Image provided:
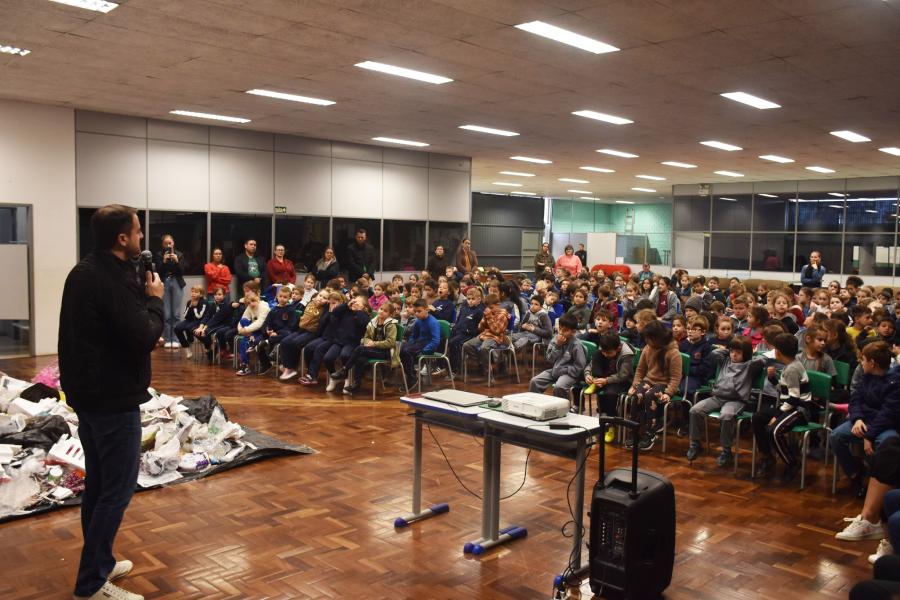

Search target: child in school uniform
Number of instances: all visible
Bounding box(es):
[429,280,457,323]
[174,285,208,359]
[511,295,553,351]
[448,287,484,374]
[680,315,713,399]
[255,286,300,375]
[278,291,334,381]
[196,286,230,358]
[710,316,734,351]
[529,314,587,399]
[234,293,271,376]
[463,293,510,377]
[566,290,592,331]
[687,336,766,466]
[583,332,635,443]
[336,302,399,394]
[752,333,816,483]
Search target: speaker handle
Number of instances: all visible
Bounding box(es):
[598,416,639,488]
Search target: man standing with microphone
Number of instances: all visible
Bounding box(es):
[59,204,164,600]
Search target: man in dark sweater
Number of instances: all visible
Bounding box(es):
[59,204,164,600]
[234,238,265,291]
[346,228,377,282]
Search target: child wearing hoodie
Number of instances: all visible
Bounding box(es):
[511,295,553,351]
[686,336,766,466]
[583,332,635,442]
[529,314,587,399]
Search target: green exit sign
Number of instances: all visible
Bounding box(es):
[274,206,287,214]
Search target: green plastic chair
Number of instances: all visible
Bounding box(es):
[366,324,407,400]
[792,370,832,490]
[621,351,689,453]
[417,319,454,391]
[570,340,598,414]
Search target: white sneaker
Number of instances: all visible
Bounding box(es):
[279,369,297,381]
[869,539,894,564]
[835,515,885,540]
[166,341,178,349]
[183,348,193,359]
[326,377,339,392]
[74,580,144,600]
[109,560,132,581]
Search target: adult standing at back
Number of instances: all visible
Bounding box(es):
[203,247,231,299]
[426,244,450,280]
[455,237,479,275]
[267,244,296,285]
[555,244,583,277]
[234,238,264,290]
[533,242,553,280]
[800,250,826,288]
[346,228,376,281]
[155,234,186,348]
[59,204,164,600]
[575,243,588,268]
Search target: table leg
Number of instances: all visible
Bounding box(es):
[394,417,449,527]
[572,438,587,570]
[470,435,527,555]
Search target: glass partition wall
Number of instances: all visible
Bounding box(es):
[673,176,900,283]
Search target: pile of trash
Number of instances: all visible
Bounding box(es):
[0,373,254,519]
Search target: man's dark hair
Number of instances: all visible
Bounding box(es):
[91,204,137,251]
[558,314,578,331]
[598,331,622,352]
[773,332,799,357]
[356,228,367,236]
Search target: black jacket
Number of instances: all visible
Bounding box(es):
[334,306,371,345]
[426,253,450,280]
[346,242,377,281]
[203,300,232,329]
[154,248,186,288]
[59,251,164,413]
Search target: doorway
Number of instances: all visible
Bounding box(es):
[0,205,32,357]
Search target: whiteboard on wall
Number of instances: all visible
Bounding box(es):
[0,245,29,320]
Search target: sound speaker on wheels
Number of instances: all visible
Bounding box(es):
[589,416,675,599]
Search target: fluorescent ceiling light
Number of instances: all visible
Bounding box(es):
[718,197,738,202]
[355,60,452,84]
[616,200,635,204]
[806,166,836,173]
[493,181,522,187]
[170,110,250,124]
[246,89,335,106]
[757,193,778,198]
[830,130,871,143]
[0,44,31,56]
[636,175,666,181]
[499,171,534,177]
[559,177,589,183]
[828,192,846,197]
[597,148,638,158]
[879,147,900,156]
[661,161,697,169]
[700,140,743,151]
[759,154,794,163]
[721,91,781,110]
[49,0,117,12]
[714,170,744,178]
[567,189,591,194]
[572,110,633,125]
[580,166,615,173]
[579,196,599,200]
[865,209,878,213]
[372,136,429,147]
[459,124,519,137]
[511,155,552,164]
[631,187,656,193]
[828,205,844,209]
[511,191,537,196]
[514,21,619,54]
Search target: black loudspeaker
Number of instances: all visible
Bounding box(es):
[589,417,675,599]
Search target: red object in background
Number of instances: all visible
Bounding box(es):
[591,264,632,278]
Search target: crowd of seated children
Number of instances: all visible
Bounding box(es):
[277,291,331,381]
[301,295,370,389]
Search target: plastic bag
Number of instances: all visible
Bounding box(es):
[181,395,227,423]
[140,435,180,476]
[0,415,70,451]
[0,450,45,518]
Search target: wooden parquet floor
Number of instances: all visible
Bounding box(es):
[0,351,873,599]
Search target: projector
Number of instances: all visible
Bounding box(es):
[501,392,570,421]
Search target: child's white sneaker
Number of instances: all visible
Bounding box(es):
[279,369,297,381]
[836,515,884,540]
[869,539,894,564]
[325,377,339,392]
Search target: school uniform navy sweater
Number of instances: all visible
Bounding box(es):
[263,304,300,337]
[452,304,484,339]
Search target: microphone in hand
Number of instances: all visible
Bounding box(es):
[140,250,155,273]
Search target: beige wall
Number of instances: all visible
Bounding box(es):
[0,100,77,355]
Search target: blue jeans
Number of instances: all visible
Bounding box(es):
[74,409,141,597]
[163,277,183,342]
[831,420,899,479]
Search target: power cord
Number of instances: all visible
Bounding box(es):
[426,424,532,501]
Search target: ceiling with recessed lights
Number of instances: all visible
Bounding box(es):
[2,0,900,201]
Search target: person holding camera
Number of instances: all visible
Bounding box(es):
[154,234,186,348]
[59,204,164,600]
